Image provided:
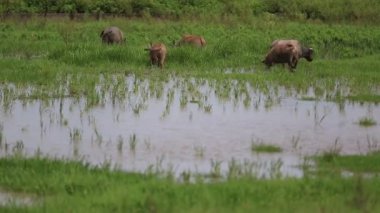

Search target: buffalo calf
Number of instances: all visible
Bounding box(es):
[145,43,167,69]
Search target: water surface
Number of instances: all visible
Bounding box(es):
[1,76,379,178]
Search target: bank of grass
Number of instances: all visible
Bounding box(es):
[0,17,380,103]
[315,151,380,173]
[2,156,380,212]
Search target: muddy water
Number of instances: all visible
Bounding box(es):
[0,76,379,178]
[0,190,34,206]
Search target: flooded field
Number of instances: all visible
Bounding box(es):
[0,75,379,178]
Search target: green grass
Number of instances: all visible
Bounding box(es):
[251,144,283,153]
[358,117,377,127]
[2,156,380,212]
[300,96,318,101]
[315,152,380,173]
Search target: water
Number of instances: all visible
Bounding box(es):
[0,76,379,178]
[0,190,35,206]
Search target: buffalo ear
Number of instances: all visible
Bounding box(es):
[100,30,104,37]
[309,48,314,53]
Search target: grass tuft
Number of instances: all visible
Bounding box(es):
[358,117,377,127]
[251,143,282,153]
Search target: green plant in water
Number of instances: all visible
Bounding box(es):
[269,159,283,179]
[0,127,3,148]
[144,139,152,151]
[210,159,222,179]
[129,134,138,153]
[203,104,212,113]
[366,135,380,154]
[251,141,282,153]
[358,117,377,127]
[179,95,188,109]
[193,145,205,159]
[227,158,244,179]
[291,134,301,151]
[320,137,342,163]
[70,128,82,143]
[12,140,24,156]
[180,170,192,183]
[117,135,124,154]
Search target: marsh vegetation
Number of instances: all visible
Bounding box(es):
[358,117,377,127]
[251,143,283,153]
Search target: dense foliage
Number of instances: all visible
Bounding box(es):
[1,0,380,23]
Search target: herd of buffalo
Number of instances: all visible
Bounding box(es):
[100,26,314,71]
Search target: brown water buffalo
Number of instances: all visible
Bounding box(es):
[175,35,206,47]
[100,26,125,44]
[144,43,167,69]
[262,39,313,71]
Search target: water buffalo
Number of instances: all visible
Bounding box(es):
[262,39,313,71]
[175,35,206,47]
[100,26,125,44]
[144,43,167,69]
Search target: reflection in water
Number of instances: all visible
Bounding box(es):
[0,75,379,178]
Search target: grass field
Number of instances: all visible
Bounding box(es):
[0,17,379,104]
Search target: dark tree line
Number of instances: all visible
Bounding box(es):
[1,0,379,22]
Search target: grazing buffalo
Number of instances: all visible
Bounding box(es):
[262,39,313,71]
[100,26,125,44]
[145,43,167,69]
[175,35,206,47]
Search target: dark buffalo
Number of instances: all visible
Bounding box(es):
[100,26,125,44]
[263,39,313,71]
